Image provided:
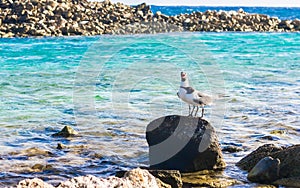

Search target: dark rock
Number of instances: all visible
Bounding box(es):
[149,170,182,188]
[272,145,300,178]
[237,144,300,186]
[236,144,283,171]
[52,125,78,137]
[273,177,300,187]
[56,143,66,149]
[247,156,280,183]
[146,115,225,172]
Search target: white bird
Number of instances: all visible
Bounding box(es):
[177,72,212,118]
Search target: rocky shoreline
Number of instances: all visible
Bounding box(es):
[16,120,300,188]
[0,0,300,38]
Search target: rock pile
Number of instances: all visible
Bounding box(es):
[237,144,300,187]
[0,0,300,37]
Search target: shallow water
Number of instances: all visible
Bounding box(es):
[0,33,299,186]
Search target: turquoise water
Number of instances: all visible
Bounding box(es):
[0,33,299,186]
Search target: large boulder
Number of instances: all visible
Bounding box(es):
[146,115,225,172]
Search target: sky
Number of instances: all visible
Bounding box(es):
[110,0,300,7]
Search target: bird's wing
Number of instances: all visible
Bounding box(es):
[196,91,213,105]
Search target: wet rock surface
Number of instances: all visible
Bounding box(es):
[148,170,182,188]
[222,145,243,153]
[181,170,240,187]
[52,125,78,137]
[247,156,280,183]
[146,115,225,172]
[237,144,300,186]
[0,0,300,38]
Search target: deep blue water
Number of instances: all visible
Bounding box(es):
[151,6,300,20]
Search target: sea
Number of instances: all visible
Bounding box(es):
[0,6,299,187]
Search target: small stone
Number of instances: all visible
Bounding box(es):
[222,145,243,153]
[270,130,286,135]
[247,156,280,183]
[52,126,78,137]
[32,164,44,171]
[184,18,191,23]
[156,11,162,16]
[57,143,66,149]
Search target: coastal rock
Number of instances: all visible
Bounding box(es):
[236,144,283,171]
[146,115,225,172]
[123,168,164,188]
[116,169,180,188]
[272,144,300,178]
[18,168,171,188]
[273,177,300,187]
[52,125,78,137]
[149,170,182,188]
[237,144,300,186]
[247,156,280,183]
[57,168,163,188]
[181,170,240,187]
[17,178,54,188]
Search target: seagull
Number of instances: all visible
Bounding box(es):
[177,72,212,118]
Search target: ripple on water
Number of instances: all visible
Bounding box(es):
[0,33,299,186]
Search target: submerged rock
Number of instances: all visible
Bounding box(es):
[247,156,280,183]
[146,115,225,172]
[52,126,78,137]
[10,147,53,157]
[222,145,243,153]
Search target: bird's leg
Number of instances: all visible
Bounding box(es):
[190,106,195,116]
[200,105,204,118]
[188,105,191,116]
[194,106,199,117]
